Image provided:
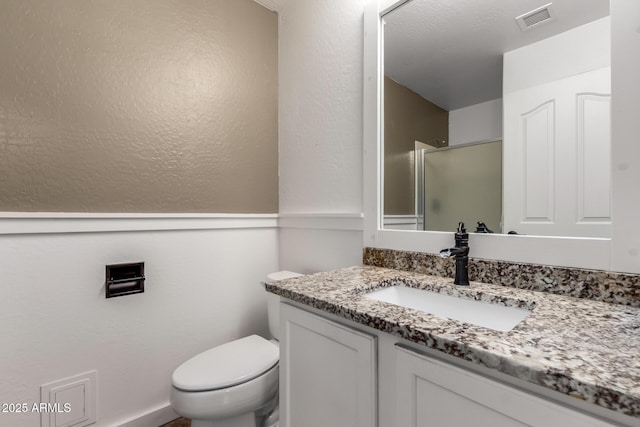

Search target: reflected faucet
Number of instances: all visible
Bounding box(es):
[439,222,470,286]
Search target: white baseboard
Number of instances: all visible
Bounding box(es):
[117,403,179,427]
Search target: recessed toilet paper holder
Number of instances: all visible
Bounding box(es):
[106,262,145,298]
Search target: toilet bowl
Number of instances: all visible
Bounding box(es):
[170,271,303,427]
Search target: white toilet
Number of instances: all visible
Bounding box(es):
[170,271,303,427]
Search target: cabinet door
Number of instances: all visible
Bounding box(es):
[280,303,376,427]
[395,345,615,427]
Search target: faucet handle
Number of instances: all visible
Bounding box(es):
[457,222,466,234]
[475,221,494,233]
[439,248,453,259]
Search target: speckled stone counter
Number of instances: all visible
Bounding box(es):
[265,266,640,420]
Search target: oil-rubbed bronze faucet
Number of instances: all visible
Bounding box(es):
[439,222,470,286]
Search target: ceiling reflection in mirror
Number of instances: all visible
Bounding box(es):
[382,0,611,238]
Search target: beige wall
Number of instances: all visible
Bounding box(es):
[384,77,448,215]
[0,0,278,213]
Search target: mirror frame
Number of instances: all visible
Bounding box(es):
[363,0,640,273]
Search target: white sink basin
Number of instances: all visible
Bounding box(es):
[364,286,530,332]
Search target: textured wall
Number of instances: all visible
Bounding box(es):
[384,77,448,215]
[0,0,278,213]
[278,0,365,214]
[276,0,366,276]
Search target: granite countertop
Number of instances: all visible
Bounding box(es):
[265,266,640,420]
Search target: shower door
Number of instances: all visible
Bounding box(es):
[418,141,502,233]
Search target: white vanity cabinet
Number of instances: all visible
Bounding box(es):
[279,303,377,427]
[395,345,615,427]
[279,302,627,427]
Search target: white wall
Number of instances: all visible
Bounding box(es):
[448,98,502,146]
[277,0,366,272]
[278,0,364,214]
[504,17,610,94]
[0,219,278,427]
[279,228,363,272]
[611,0,640,273]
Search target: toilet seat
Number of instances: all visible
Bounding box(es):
[172,335,279,392]
[170,362,279,421]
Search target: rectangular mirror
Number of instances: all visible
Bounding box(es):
[381,0,611,238]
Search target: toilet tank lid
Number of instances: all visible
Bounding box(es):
[172,335,278,392]
[267,271,303,281]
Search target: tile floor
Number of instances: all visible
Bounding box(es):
[160,417,190,427]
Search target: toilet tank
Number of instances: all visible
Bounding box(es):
[264,271,303,341]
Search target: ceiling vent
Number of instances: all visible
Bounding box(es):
[516,3,555,32]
